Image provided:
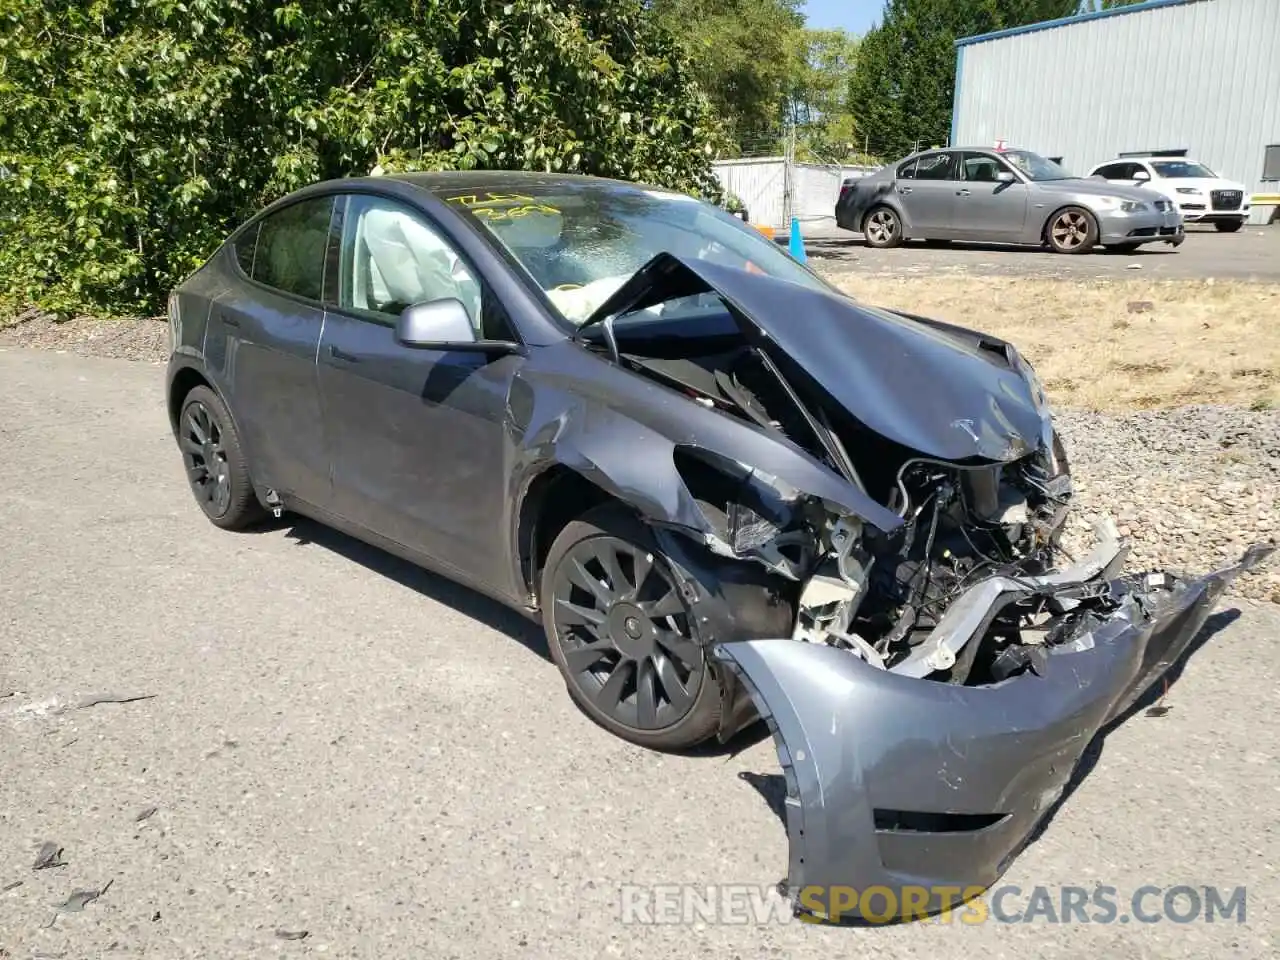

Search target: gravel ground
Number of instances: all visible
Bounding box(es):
[1056,407,1280,603]
[1,348,1277,959]
[3,312,1274,603]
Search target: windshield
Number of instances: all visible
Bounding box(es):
[1151,160,1217,179]
[1000,150,1074,181]
[440,184,831,326]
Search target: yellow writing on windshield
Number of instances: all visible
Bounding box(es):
[446,193,561,222]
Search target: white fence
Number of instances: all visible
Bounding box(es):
[711,157,881,230]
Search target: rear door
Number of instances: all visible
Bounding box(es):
[315,192,523,589]
[898,151,960,237]
[214,195,334,509]
[956,151,1030,240]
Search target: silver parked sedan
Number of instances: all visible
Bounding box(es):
[836,147,1185,254]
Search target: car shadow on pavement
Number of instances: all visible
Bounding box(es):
[736,607,1242,843]
[271,514,551,661]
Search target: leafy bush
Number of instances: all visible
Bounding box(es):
[0,0,726,317]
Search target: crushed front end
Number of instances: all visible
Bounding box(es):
[714,537,1274,922]
[568,255,1275,919]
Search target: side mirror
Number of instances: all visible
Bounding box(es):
[996,170,1016,183]
[395,298,478,349]
[1133,170,1151,183]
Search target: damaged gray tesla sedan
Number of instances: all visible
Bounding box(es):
[166,172,1272,920]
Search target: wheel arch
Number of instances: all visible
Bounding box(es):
[517,464,619,602]
[167,363,214,435]
[514,442,813,608]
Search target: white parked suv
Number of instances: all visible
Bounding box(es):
[1087,155,1251,232]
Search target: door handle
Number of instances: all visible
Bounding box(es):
[956,189,971,197]
[328,345,361,363]
[221,315,241,327]
[898,186,912,195]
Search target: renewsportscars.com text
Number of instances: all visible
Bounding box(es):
[619,883,1247,926]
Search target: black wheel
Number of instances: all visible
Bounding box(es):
[541,505,722,750]
[178,385,265,530]
[863,205,904,248]
[1045,206,1098,254]
[1214,220,1244,233]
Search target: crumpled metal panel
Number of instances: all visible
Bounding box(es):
[580,253,1053,463]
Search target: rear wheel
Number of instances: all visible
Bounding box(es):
[1045,206,1098,254]
[178,386,265,530]
[540,505,722,751]
[1215,220,1244,233]
[863,206,904,248]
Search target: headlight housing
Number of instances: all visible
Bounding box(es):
[1119,200,1148,213]
[1176,187,1202,195]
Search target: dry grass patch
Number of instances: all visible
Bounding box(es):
[828,275,1280,412]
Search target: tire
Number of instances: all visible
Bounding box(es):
[863,205,904,248]
[1044,206,1099,254]
[177,385,266,530]
[540,504,724,751]
[1215,220,1244,233]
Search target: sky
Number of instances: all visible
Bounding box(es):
[801,0,884,34]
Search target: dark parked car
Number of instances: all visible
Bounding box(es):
[836,147,1185,253]
[166,172,1269,920]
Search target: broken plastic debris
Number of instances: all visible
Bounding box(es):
[57,879,112,912]
[275,929,310,940]
[135,805,159,823]
[32,842,65,871]
[76,692,156,709]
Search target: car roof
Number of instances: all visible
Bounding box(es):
[385,170,669,196]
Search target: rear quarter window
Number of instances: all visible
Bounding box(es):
[233,224,258,276]
[250,197,334,301]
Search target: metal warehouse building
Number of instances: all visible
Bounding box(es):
[950,0,1280,224]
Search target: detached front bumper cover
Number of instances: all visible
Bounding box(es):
[713,541,1274,922]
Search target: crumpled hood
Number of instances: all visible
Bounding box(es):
[581,253,1053,463]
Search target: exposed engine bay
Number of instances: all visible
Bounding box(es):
[578,286,1095,687]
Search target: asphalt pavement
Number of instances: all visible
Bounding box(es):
[799,220,1280,282]
[2,348,1277,958]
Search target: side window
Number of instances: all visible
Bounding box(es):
[233,223,259,275]
[897,158,917,180]
[252,196,334,301]
[960,152,1002,182]
[1093,163,1122,179]
[914,152,958,181]
[339,194,485,333]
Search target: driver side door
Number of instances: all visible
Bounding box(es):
[315,193,524,590]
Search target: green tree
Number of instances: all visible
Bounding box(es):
[0,0,727,318]
[786,28,860,161]
[649,0,804,152]
[847,0,1081,161]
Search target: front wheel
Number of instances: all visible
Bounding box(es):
[863,206,904,248]
[540,505,723,751]
[1215,220,1244,233]
[1045,206,1099,254]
